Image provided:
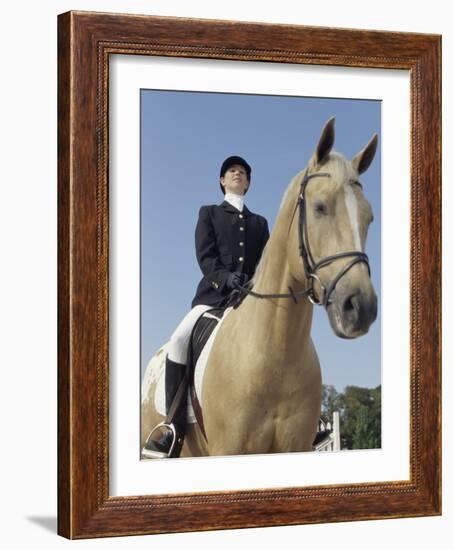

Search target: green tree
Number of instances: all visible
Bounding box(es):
[353,405,371,448]
[341,385,381,449]
[321,384,340,420]
[321,384,381,450]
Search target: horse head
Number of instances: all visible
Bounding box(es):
[286,117,378,338]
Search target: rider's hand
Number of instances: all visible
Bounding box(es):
[227,271,243,290]
[239,273,249,287]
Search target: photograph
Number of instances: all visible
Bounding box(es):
[0,0,445,545]
[139,90,381,460]
[55,10,441,538]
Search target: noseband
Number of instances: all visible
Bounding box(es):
[237,170,370,308]
[294,170,370,307]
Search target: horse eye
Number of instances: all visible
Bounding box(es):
[314,201,328,216]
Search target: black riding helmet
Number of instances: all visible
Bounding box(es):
[219,155,252,195]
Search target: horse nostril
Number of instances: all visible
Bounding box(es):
[341,292,377,333]
[343,295,357,313]
[341,294,361,327]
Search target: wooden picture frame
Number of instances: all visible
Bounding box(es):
[58,11,441,539]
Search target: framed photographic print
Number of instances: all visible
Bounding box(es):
[58,11,441,538]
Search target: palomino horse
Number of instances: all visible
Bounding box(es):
[141,117,378,457]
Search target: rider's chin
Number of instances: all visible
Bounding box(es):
[327,289,377,339]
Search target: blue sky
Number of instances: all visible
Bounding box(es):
[140,89,381,392]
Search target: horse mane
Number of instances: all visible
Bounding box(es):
[250,170,304,285]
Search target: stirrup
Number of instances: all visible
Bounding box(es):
[142,421,177,459]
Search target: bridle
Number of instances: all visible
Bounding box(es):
[237,170,370,308]
[293,170,370,307]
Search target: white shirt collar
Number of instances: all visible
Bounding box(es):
[224,192,245,212]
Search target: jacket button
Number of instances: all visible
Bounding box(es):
[239,242,244,246]
[239,214,243,219]
[239,226,244,231]
[239,257,244,262]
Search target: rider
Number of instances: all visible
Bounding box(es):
[144,155,270,458]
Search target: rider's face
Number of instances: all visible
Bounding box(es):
[221,164,249,195]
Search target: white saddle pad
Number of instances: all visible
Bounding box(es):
[149,307,232,423]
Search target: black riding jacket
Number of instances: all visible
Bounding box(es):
[191,201,269,308]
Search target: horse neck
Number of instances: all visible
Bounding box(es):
[245,175,314,345]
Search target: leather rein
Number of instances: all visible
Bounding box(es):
[237,170,370,308]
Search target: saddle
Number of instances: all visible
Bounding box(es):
[187,307,226,438]
[185,288,249,439]
[190,308,225,365]
[188,287,248,370]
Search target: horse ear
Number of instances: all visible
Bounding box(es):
[314,117,335,165]
[352,133,378,175]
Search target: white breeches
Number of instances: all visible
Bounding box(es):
[167,304,212,364]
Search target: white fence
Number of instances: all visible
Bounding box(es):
[314,411,341,452]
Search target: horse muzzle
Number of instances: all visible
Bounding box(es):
[327,286,378,339]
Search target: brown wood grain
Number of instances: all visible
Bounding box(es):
[57,11,71,538]
[57,10,441,539]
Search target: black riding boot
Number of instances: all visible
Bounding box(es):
[142,356,188,459]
